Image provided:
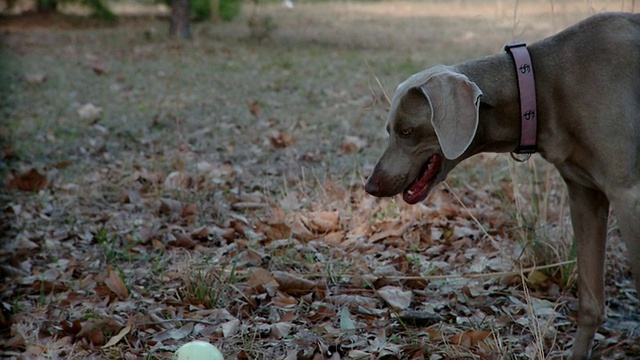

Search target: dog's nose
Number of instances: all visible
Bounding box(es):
[364,175,380,196]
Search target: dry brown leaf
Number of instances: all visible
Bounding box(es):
[4,327,25,349]
[377,285,412,310]
[248,100,262,117]
[248,267,277,288]
[208,162,237,184]
[273,271,316,295]
[221,319,241,338]
[340,135,367,153]
[449,330,491,347]
[158,198,183,215]
[369,222,406,243]
[77,103,103,121]
[137,170,164,188]
[76,318,114,346]
[151,238,165,250]
[527,270,549,286]
[91,62,107,75]
[321,231,344,246]
[272,294,298,310]
[304,211,340,233]
[152,322,194,342]
[163,171,192,190]
[269,130,295,148]
[286,213,315,241]
[327,294,380,309]
[8,168,48,192]
[181,202,198,217]
[25,345,45,355]
[270,322,294,339]
[308,303,336,322]
[102,323,132,349]
[104,266,129,299]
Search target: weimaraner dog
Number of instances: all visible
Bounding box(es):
[365,12,639,359]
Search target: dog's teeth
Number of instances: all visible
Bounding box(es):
[407,190,414,195]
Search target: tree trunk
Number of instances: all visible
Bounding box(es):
[37,0,58,13]
[170,0,191,39]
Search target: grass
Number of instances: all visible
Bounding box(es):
[1,1,638,359]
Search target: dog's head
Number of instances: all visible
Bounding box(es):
[365,66,483,204]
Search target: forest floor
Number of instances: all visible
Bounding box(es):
[1,1,639,359]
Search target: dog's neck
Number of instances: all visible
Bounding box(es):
[456,53,540,157]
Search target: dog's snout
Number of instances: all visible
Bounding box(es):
[364,173,381,196]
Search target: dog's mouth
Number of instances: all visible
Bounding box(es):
[402,153,442,204]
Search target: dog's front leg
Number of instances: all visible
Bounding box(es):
[564,179,609,359]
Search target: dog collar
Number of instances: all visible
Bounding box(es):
[505,42,537,158]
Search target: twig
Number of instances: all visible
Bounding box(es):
[138,318,219,326]
[364,59,391,106]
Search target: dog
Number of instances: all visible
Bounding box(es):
[364,12,640,359]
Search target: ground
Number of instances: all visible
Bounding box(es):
[1,1,639,359]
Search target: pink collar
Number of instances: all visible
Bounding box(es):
[505,42,537,155]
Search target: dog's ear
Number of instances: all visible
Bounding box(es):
[418,71,482,160]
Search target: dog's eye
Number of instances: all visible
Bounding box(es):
[399,128,414,138]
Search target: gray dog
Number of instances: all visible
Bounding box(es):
[365,12,640,359]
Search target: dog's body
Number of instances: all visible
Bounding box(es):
[365,12,640,359]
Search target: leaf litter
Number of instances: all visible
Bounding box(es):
[1,2,639,360]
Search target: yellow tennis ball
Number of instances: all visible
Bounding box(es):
[174,340,224,360]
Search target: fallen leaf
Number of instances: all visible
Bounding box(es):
[340,135,367,153]
[303,211,340,233]
[7,168,48,192]
[78,103,103,121]
[163,171,192,190]
[221,319,241,338]
[60,320,82,336]
[248,100,262,117]
[270,322,294,339]
[327,294,380,309]
[104,266,129,299]
[158,198,183,215]
[377,286,412,310]
[102,323,132,348]
[272,294,298,310]
[152,322,194,342]
[285,213,315,241]
[207,162,238,185]
[181,203,198,217]
[76,318,122,346]
[339,307,356,331]
[25,345,45,355]
[369,222,406,243]
[449,330,491,347]
[24,72,46,84]
[527,270,549,286]
[273,271,316,295]
[321,231,344,246]
[248,267,277,288]
[269,130,295,148]
[91,62,107,75]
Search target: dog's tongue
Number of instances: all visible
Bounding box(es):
[402,154,442,204]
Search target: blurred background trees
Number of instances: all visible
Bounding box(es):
[0,0,245,23]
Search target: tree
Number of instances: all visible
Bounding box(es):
[34,0,116,21]
[170,0,191,39]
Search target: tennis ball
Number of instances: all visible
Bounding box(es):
[174,340,224,360]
